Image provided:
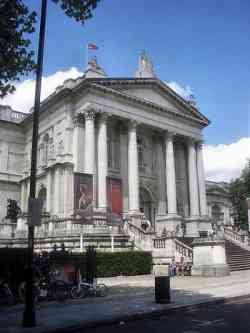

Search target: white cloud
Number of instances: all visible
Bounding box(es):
[1,67,83,113]
[204,137,250,182]
[167,81,193,100]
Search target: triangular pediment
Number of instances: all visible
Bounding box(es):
[89,78,209,125]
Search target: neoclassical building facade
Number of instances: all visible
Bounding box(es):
[0,53,216,245]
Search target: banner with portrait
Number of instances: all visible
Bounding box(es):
[74,173,93,224]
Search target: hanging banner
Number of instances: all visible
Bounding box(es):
[74,173,93,224]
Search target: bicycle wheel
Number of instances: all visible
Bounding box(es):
[70,286,86,299]
[51,280,68,301]
[95,284,108,297]
[18,281,40,303]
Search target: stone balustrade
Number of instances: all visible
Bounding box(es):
[175,239,193,261]
[223,226,250,250]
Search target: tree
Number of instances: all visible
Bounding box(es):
[0,0,100,98]
[229,159,250,230]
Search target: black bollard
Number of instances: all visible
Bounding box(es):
[86,246,97,284]
[154,265,171,304]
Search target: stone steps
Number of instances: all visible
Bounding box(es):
[225,240,250,271]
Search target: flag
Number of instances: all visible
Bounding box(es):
[87,43,98,50]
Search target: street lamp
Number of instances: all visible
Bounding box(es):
[22,0,47,327]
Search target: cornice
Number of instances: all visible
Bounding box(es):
[88,82,208,126]
[17,76,210,128]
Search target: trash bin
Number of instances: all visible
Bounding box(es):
[154,265,170,304]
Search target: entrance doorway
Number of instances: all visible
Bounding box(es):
[139,186,155,228]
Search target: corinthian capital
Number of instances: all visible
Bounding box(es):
[79,103,97,120]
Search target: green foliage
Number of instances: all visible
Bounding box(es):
[52,0,100,23]
[229,159,250,230]
[0,249,152,288]
[96,251,152,277]
[0,0,100,98]
[0,0,36,98]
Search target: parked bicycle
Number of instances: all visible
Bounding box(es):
[70,279,108,299]
[0,277,16,305]
[18,257,68,303]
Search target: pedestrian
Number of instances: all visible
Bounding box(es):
[169,258,177,277]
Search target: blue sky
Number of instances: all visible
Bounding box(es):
[7,1,250,147]
[23,0,250,146]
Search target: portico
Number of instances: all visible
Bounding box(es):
[0,51,212,246]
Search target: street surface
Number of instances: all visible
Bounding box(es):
[79,296,250,333]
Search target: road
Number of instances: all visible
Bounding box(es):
[78,296,250,333]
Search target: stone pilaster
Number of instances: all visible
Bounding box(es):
[97,112,108,209]
[156,135,166,215]
[46,170,52,213]
[84,109,96,174]
[187,139,200,217]
[20,181,26,213]
[128,120,139,212]
[197,141,207,216]
[53,167,60,215]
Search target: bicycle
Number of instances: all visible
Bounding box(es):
[0,278,16,305]
[18,264,68,303]
[70,279,108,299]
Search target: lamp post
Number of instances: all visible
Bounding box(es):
[22,0,47,327]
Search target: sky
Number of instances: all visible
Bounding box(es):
[2,0,250,182]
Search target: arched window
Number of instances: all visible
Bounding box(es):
[107,126,120,170]
[43,133,49,166]
[211,204,224,225]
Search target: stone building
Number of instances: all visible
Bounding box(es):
[0,52,222,250]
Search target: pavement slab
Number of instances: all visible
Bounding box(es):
[1,270,250,333]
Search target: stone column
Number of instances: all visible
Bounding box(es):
[165,132,177,215]
[188,139,200,217]
[128,120,139,212]
[73,115,84,172]
[84,109,96,174]
[97,113,108,209]
[197,141,207,216]
[46,169,52,213]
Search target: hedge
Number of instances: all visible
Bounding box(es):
[96,251,152,277]
[0,248,152,287]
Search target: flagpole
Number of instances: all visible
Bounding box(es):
[85,43,88,71]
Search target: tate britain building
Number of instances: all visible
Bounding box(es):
[0,53,234,251]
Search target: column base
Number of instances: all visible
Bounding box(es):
[192,264,230,277]
[185,216,213,237]
[156,214,183,237]
[126,211,143,228]
[192,238,230,277]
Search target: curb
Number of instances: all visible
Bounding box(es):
[49,293,250,333]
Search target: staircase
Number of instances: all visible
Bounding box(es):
[225,240,250,271]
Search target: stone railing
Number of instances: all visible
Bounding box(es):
[175,239,193,261]
[123,221,154,251]
[153,237,166,249]
[223,226,250,250]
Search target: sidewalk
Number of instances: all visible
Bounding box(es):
[1,270,250,333]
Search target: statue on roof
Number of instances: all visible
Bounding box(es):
[85,56,107,78]
[135,50,156,78]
